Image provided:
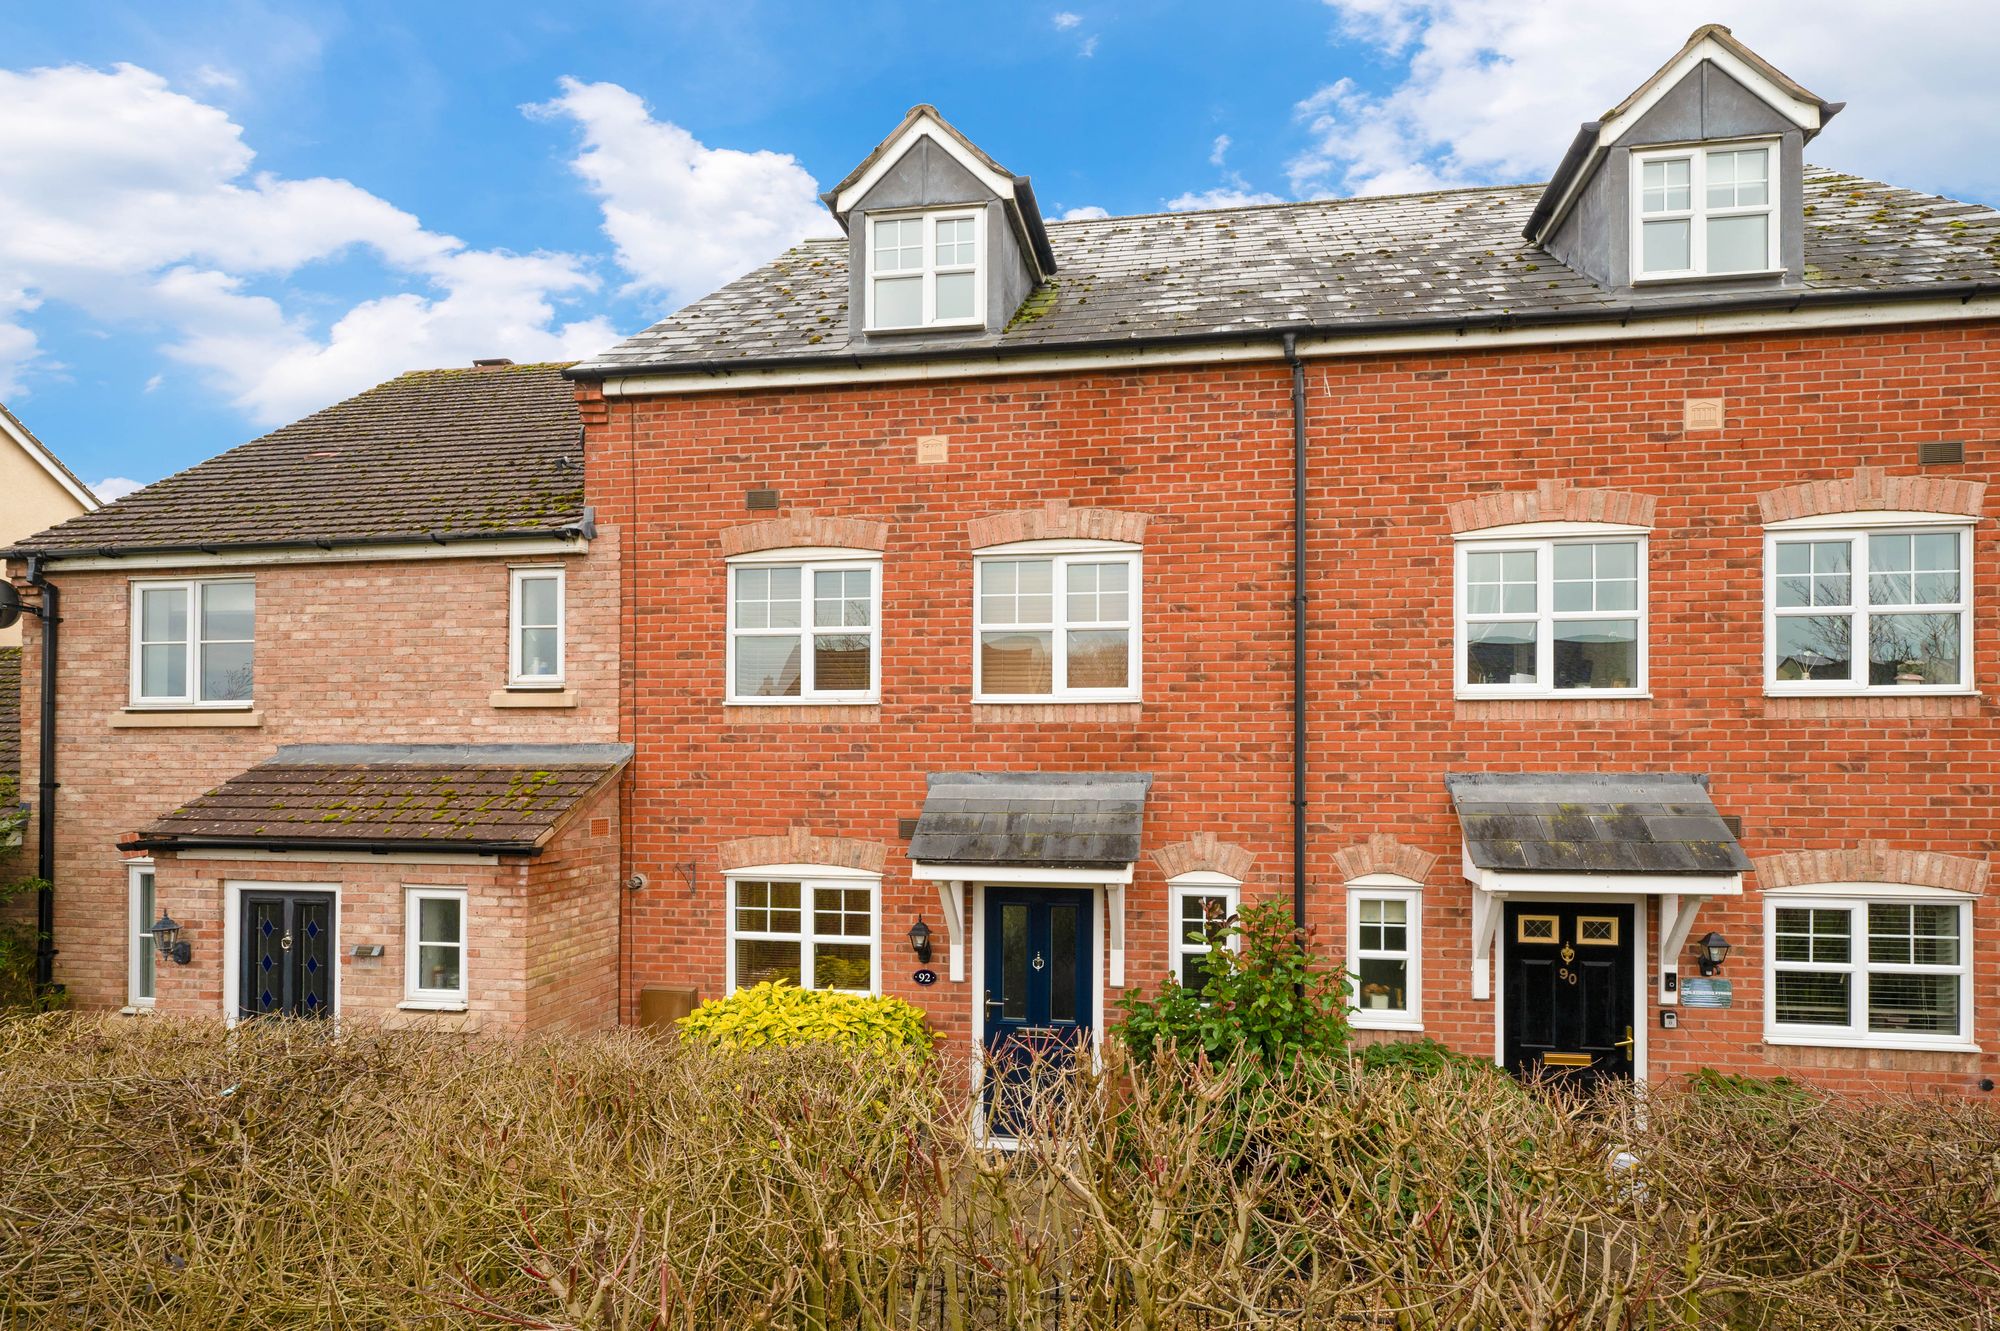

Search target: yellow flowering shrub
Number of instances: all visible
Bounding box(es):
[678,981,934,1055]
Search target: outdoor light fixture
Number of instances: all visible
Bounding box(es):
[1696,931,1731,977]
[907,917,933,964]
[151,910,192,966]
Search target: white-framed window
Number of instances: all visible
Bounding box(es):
[726,550,881,704]
[509,567,565,686]
[1765,888,1974,1050]
[1347,875,1422,1029]
[127,860,156,1010]
[1765,523,1972,694]
[1456,532,1647,696]
[404,887,469,1006]
[1168,872,1241,989]
[864,209,984,331]
[726,869,880,994]
[974,542,1141,702]
[1632,140,1778,279]
[129,578,254,706]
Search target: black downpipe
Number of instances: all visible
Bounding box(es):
[25,556,58,996]
[1282,335,1308,933]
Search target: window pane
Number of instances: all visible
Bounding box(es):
[418,896,462,944]
[1466,548,1534,615]
[1709,213,1768,272]
[1776,907,1850,963]
[200,581,254,641]
[1776,971,1850,1026]
[735,567,801,630]
[518,576,559,627]
[1869,974,1958,1036]
[813,886,871,938]
[812,569,871,628]
[140,644,187,699]
[873,218,921,270]
[1180,893,1229,945]
[519,626,560,678]
[1002,904,1028,1019]
[1066,561,1129,623]
[1358,956,1408,1012]
[874,275,921,327]
[935,216,976,266]
[136,873,156,1002]
[141,586,189,643]
[981,560,1053,626]
[1466,622,1536,686]
[1868,612,1959,686]
[935,271,975,321]
[812,635,871,691]
[1554,618,1638,690]
[1066,629,1129,689]
[200,640,253,702]
[1641,157,1690,212]
[1773,615,1851,681]
[734,637,802,697]
[980,630,1053,694]
[737,938,802,988]
[812,942,872,991]
[1911,904,1960,965]
[735,881,801,934]
[1706,148,1768,206]
[416,944,461,994]
[1641,219,1690,272]
[1049,905,1078,1023]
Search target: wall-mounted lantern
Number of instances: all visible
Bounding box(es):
[907,917,933,964]
[1696,931,1731,977]
[151,910,192,966]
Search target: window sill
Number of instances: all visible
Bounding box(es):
[397,999,470,1013]
[1351,1015,1424,1032]
[118,1004,155,1017]
[111,708,262,729]
[1763,1033,1979,1055]
[1632,267,1784,286]
[1762,692,1982,720]
[1764,687,1976,698]
[864,319,984,336]
[973,701,1143,725]
[489,688,578,709]
[726,703,881,726]
[724,697,879,707]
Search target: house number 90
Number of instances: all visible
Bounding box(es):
[1556,966,1578,986]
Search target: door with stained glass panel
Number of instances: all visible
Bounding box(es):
[982,888,1094,1135]
[238,890,335,1020]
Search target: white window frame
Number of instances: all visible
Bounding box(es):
[863,208,986,332]
[1630,139,1780,281]
[128,577,255,707]
[972,540,1142,703]
[1763,519,1973,696]
[724,865,882,995]
[1763,885,1976,1052]
[1453,525,1649,698]
[1347,874,1423,1031]
[508,567,566,687]
[1167,871,1241,986]
[404,887,470,1008]
[725,548,882,705]
[127,859,156,1011]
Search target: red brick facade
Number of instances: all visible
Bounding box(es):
[593,320,2000,1094]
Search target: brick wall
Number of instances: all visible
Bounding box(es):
[591,320,2000,1095]
[523,778,621,1034]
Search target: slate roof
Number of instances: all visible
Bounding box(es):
[123,743,633,855]
[908,772,1153,869]
[13,363,584,557]
[1445,772,1751,876]
[573,168,2000,377]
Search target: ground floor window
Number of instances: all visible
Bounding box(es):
[1167,873,1240,989]
[1347,877,1421,1029]
[405,887,468,1005]
[127,861,156,1009]
[728,873,879,993]
[1767,893,1971,1047]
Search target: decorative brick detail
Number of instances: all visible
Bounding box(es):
[1447,481,1657,534]
[724,705,882,726]
[572,382,609,429]
[1757,466,1986,525]
[1333,833,1439,885]
[720,515,888,557]
[1761,694,1983,721]
[966,499,1149,550]
[972,702,1143,726]
[1455,698,1653,723]
[716,826,889,875]
[1754,841,1990,896]
[1150,833,1255,882]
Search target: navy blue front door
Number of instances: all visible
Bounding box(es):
[240,891,335,1020]
[982,888,1094,1134]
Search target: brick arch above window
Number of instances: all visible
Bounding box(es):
[967,500,1150,550]
[1333,833,1439,885]
[720,516,888,558]
[717,826,889,875]
[1150,833,1254,883]
[1448,481,1658,535]
[1754,841,1990,896]
[1757,467,1986,525]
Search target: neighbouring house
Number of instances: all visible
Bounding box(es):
[0,401,98,650]
[566,25,1999,1094]
[6,362,626,1031]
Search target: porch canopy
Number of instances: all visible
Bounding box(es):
[1445,772,1749,1003]
[908,771,1153,983]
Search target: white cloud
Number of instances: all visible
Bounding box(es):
[1208,134,1232,167]
[1296,2,2000,201]
[1079,35,1100,58]
[1164,182,1286,212]
[1057,205,1110,221]
[92,476,146,501]
[1053,11,1082,29]
[528,77,838,304]
[0,63,615,424]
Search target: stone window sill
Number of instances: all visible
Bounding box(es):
[972,702,1143,725]
[111,708,262,729]
[1763,1034,1980,1056]
[396,999,470,1013]
[1350,1015,1425,1033]
[490,689,578,709]
[1762,692,1982,719]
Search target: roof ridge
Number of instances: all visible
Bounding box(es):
[1048,180,1543,229]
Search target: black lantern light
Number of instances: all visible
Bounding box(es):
[152,910,192,966]
[907,917,933,964]
[1696,931,1731,976]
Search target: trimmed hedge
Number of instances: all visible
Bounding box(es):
[677,980,934,1054]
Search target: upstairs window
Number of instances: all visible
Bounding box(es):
[1456,535,1646,696]
[727,553,880,704]
[131,578,254,707]
[1633,141,1777,279]
[1765,525,1971,694]
[865,211,983,330]
[974,544,1140,702]
[509,568,565,687]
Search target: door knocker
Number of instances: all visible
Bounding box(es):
[1559,942,1576,964]
[280,930,294,952]
[1031,951,1045,971]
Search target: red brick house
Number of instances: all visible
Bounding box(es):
[8,363,627,1033]
[567,26,1999,1093]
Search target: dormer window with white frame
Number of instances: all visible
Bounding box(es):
[866,210,983,331]
[1632,140,1779,280]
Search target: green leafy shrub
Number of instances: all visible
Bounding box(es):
[1356,1035,1500,1078]
[677,980,934,1055]
[0,875,53,1012]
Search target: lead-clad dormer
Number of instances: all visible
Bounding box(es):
[1524,25,1843,295]
[821,105,1056,343]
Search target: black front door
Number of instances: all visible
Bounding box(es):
[240,891,335,1020]
[982,888,1094,1135]
[1503,902,1635,1084]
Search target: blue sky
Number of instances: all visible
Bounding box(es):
[2,1,1997,497]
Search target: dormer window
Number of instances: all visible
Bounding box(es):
[865,210,983,331]
[1633,141,1777,279]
